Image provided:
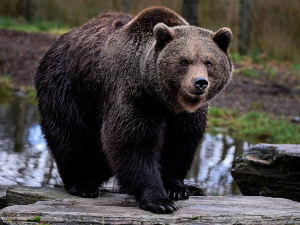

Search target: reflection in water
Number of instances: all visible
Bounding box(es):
[187,133,253,195]
[0,96,59,186]
[0,96,253,195]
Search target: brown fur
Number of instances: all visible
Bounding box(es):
[35,6,233,214]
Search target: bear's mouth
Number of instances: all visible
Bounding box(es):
[177,90,207,112]
[190,89,206,96]
[182,92,202,103]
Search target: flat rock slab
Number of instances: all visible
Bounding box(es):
[231,143,300,202]
[3,183,202,207]
[1,196,300,224]
[4,186,125,207]
[5,186,78,207]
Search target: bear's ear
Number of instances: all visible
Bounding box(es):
[212,27,233,53]
[153,23,175,48]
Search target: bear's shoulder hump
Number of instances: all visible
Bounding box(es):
[126,6,188,33]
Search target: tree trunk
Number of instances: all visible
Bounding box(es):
[182,0,199,26]
[19,0,31,21]
[122,0,131,13]
[238,0,252,55]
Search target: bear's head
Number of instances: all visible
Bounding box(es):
[150,23,233,113]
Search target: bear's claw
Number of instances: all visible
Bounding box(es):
[164,178,190,200]
[167,189,189,200]
[139,197,178,214]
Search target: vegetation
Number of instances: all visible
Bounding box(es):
[293,64,300,70]
[27,216,41,222]
[0,76,14,97]
[0,15,69,35]
[0,76,36,99]
[208,107,300,144]
[232,53,300,90]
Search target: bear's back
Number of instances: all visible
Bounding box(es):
[74,12,134,44]
[35,13,133,89]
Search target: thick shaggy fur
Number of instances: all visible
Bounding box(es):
[35,7,233,214]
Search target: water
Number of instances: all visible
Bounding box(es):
[0,96,254,195]
[187,133,253,195]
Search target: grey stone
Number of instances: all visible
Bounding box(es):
[1,186,300,224]
[291,116,300,123]
[1,196,300,224]
[184,180,204,196]
[231,143,300,202]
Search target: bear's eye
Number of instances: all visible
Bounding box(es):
[205,61,213,68]
[180,59,189,66]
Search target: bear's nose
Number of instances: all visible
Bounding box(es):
[194,77,208,94]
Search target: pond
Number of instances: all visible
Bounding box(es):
[0,96,254,195]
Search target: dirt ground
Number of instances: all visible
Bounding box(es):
[0,29,299,118]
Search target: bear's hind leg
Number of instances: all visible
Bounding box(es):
[41,116,112,198]
[63,145,112,198]
[65,155,112,198]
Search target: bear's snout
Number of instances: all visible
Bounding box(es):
[193,77,208,95]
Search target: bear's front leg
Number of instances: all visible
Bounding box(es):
[161,105,208,200]
[101,106,178,214]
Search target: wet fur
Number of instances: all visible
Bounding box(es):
[35,6,233,214]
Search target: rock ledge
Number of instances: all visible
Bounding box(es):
[231,143,300,202]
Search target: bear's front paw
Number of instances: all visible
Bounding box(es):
[66,181,99,198]
[139,196,178,214]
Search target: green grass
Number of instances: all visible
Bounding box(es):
[243,67,259,77]
[293,64,300,70]
[0,76,36,101]
[233,66,259,77]
[231,53,242,62]
[0,75,14,97]
[265,65,277,78]
[208,107,300,144]
[250,102,263,110]
[251,54,263,64]
[27,216,41,222]
[0,16,69,35]
[23,86,36,99]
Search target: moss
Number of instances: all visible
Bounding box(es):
[0,76,14,97]
[27,216,41,222]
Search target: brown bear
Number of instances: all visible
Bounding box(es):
[35,6,233,214]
